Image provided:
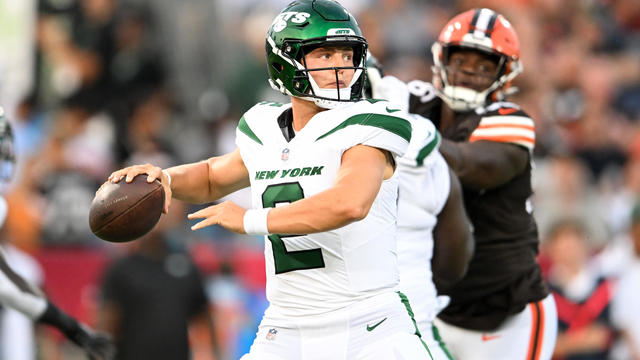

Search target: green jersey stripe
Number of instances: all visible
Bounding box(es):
[432,325,454,360]
[416,131,441,166]
[397,291,435,360]
[238,116,263,145]
[315,113,412,142]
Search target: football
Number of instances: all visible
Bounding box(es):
[89,175,165,243]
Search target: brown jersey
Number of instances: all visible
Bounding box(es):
[407,81,549,331]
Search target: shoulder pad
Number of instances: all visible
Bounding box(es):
[470,102,535,151]
[237,101,291,146]
[407,80,438,104]
[477,101,528,118]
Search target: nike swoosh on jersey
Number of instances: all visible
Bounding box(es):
[481,333,501,341]
[386,106,401,113]
[366,317,387,331]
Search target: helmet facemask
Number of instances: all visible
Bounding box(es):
[267,35,368,109]
[265,0,369,109]
[430,8,523,111]
[432,43,522,111]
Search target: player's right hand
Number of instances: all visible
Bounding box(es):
[108,164,173,214]
[84,332,116,360]
[70,324,116,360]
[188,200,247,234]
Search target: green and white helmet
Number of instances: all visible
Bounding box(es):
[266,0,368,109]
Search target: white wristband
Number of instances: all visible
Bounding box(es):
[162,169,171,188]
[243,208,271,235]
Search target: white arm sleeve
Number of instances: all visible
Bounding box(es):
[0,248,47,319]
[0,270,47,319]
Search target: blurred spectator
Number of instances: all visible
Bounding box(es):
[205,260,252,360]
[0,0,37,119]
[98,199,217,360]
[34,95,114,245]
[610,204,640,360]
[533,154,609,247]
[106,4,168,162]
[543,219,617,360]
[13,92,48,163]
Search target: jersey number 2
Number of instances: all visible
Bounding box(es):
[262,182,326,274]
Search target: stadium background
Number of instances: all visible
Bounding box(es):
[0,0,639,358]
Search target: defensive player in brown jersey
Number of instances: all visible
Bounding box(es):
[368,8,558,360]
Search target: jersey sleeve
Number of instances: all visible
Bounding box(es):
[235,104,267,149]
[401,114,441,167]
[469,104,535,151]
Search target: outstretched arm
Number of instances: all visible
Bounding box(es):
[108,148,251,212]
[266,144,392,234]
[0,251,114,359]
[432,167,474,293]
[38,302,116,359]
[189,144,393,234]
[439,139,528,190]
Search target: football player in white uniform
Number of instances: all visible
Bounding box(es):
[367,54,474,359]
[395,113,473,360]
[109,1,432,359]
[0,111,115,360]
[368,8,558,360]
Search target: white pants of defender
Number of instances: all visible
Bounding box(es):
[240,291,432,360]
[433,294,557,360]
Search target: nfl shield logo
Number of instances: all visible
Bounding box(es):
[266,328,278,341]
[281,148,290,161]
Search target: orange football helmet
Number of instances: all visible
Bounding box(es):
[431,8,523,111]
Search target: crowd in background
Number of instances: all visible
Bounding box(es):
[0,0,640,359]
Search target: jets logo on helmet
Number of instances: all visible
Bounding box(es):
[431,8,523,111]
[265,0,368,109]
[271,12,311,33]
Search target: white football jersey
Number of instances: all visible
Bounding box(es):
[372,76,453,327]
[396,113,450,329]
[236,100,411,318]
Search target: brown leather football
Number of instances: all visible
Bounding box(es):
[89,175,165,242]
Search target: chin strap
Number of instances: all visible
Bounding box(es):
[302,67,363,109]
[440,85,490,111]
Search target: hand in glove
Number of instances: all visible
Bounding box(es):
[38,301,116,359]
[71,324,116,360]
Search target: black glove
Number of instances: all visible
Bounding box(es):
[72,324,116,360]
[38,301,116,359]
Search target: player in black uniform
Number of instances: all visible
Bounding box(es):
[0,110,114,359]
[368,8,557,360]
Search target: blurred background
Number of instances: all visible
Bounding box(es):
[0,0,639,359]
